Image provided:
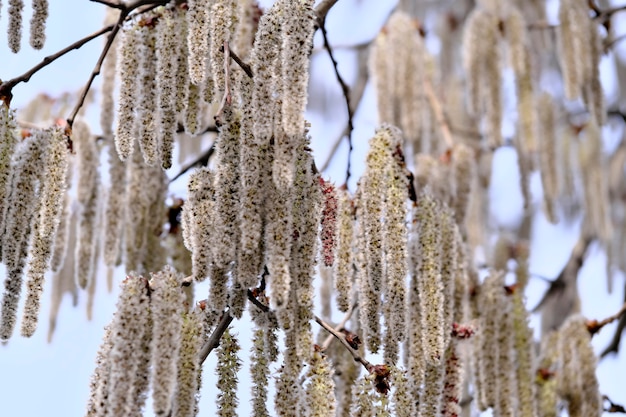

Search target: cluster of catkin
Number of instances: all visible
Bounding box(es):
[86,267,207,417]
[4,0,48,53]
[0,106,69,341]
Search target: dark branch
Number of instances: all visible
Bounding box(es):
[601,282,626,358]
[198,311,234,365]
[318,16,354,184]
[169,142,216,183]
[228,48,253,78]
[90,0,124,9]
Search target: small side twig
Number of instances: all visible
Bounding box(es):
[587,302,626,336]
[318,16,354,184]
[214,40,233,127]
[320,302,357,351]
[601,281,626,358]
[604,395,626,414]
[90,0,124,9]
[169,142,216,183]
[198,311,234,365]
[228,48,253,78]
[314,314,373,371]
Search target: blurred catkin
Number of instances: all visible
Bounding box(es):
[8,0,24,53]
[29,0,47,49]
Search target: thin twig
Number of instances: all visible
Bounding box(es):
[588,302,626,336]
[90,0,124,9]
[229,48,253,78]
[604,395,626,414]
[314,314,374,371]
[198,311,234,365]
[601,281,626,358]
[320,302,357,351]
[214,40,233,127]
[315,0,340,25]
[169,142,216,183]
[318,15,354,184]
[423,77,454,149]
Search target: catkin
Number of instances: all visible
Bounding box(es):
[304,351,337,417]
[216,328,242,417]
[74,120,100,289]
[320,179,338,267]
[107,275,151,416]
[155,9,179,169]
[334,188,354,312]
[136,22,160,165]
[280,0,315,137]
[370,30,394,125]
[187,0,212,85]
[538,93,559,224]
[209,0,237,101]
[86,325,113,417]
[184,168,215,282]
[150,266,185,416]
[452,143,475,228]
[0,106,18,242]
[103,142,126,267]
[416,190,444,365]
[29,0,48,49]
[8,0,24,53]
[21,128,69,337]
[213,105,241,268]
[250,3,282,144]
[172,310,204,417]
[115,25,141,160]
[0,132,47,341]
[100,9,120,138]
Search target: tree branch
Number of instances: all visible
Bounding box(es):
[314,314,374,372]
[588,302,626,336]
[320,302,357,351]
[169,142,216,183]
[601,281,626,358]
[318,15,354,184]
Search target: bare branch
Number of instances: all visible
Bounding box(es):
[198,311,234,365]
[314,314,374,372]
[90,0,124,9]
[169,142,216,184]
[320,302,357,351]
[315,0,340,25]
[588,302,626,336]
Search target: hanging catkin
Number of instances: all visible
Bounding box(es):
[29,0,48,49]
[186,0,212,85]
[21,128,69,337]
[333,187,354,312]
[115,24,140,160]
[136,22,160,166]
[538,93,559,224]
[100,8,119,138]
[7,0,24,53]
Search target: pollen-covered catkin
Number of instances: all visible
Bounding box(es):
[155,9,179,169]
[538,93,559,224]
[74,120,100,289]
[172,310,204,417]
[216,328,243,417]
[0,106,18,240]
[305,350,336,417]
[8,0,24,53]
[184,167,215,283]
[209,0,237,100]
[86,325,113,417]
[100,9,119,138]
[280,0,315,136]
[186,0,211,85]
[416,190,444,365]
[29,0,48,49]
[333,188,354,312]
[115,24,140,160]
[320,179,338,267]
[0,132,47,341]
[557,0,585,100]
[250,3,281,144]
[21,128,69,337]
[107,275,151,416]
[452,143,475,228]
[136,22,160,166]
[150,266,185,416]
[103,142,126,267]
[213,105,241,268]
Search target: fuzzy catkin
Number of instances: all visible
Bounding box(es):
[333,188,354,312]
[21,128,69,337]
[280,0,314,136]
[356,209,381,353]
[370,30,394,125]
[184,168,215,283]
[538,93,559,224]
[150,266,185,416]
[74,120,100,289]
[305,351,337,417]
[250,3,282,144]
[209,0,237,100]
[155,9,179,169]
[216,328,242,417]
[186,0,211,85]
[557,0,585,100]
[86,325,113,417]
[250,327,271,417]
[8,0,24,53]
[136,23,160,166]
[103,142,126,267]
[107,275,151,416]
[115,25,140,160]
[172,310,204,417]
[0,106,18,241]
[100,9,119,138]
[0,132,47,341]
[29,0,48,49]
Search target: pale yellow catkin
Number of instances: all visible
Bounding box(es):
[250,326,271,417]
[274,328,303,416]
[495,287,515,417]
[50,158,72,274]
[136,23,160,166]
[175,11,191,116]
[0,132,47,341]
[419,361,445,417]
[86,325,113,417]
[538,93,559,224]
[209,0,237,101]
[99,9,119,138]
[536,332,559,417]
[557,0,587,100]
[155,9,179,169]
[452,143,475,228]
[184,167,215,283]
[305,351,337,417]
[0,106,18,240]
[462,8,489,116]
[124,141,150,273]
[333,188,354,312]
[107,275,151,416]
[370,30,395,125]
[115,24,140,160]
[150,266,185,416]
[103,142,126,267]
[21,128,69,337]
[233,0,255,61]
[74,120,100,290]
[213,105,241,269]
[416,190,445,365]
[280,0,315,137]
[186,0,212,85]
[172,310,204,417]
